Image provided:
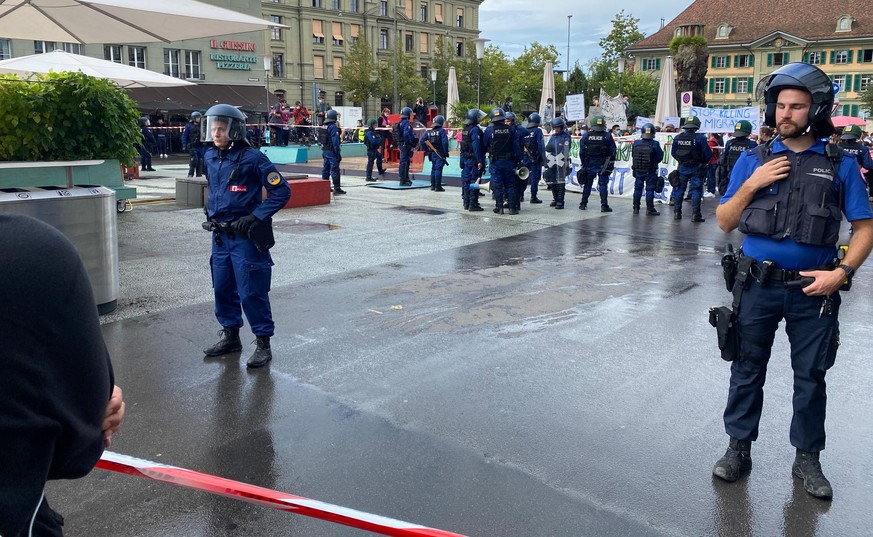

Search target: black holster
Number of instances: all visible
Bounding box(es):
[721,244,738,292]
[709,252,753,362]
[248,218,275,252]
[709,306,739,362]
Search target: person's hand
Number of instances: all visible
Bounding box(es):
[102,385,125,448]
[799,268,847,297]
[231,214,260,234]
[747,156,791,191]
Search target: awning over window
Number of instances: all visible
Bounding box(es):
[126,84,270,115]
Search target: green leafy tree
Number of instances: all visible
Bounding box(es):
[621,72,659,120]
[504,42,559,113]
[376,43,428,111]
[598,10,645,65]
[861,84,873,119]
[566,63,589,98]
[339,35,378,116]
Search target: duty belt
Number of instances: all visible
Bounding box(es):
[762,267,801,281]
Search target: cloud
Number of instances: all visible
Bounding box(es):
[479,0,688,69]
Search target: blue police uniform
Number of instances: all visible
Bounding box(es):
[138,123,156,171]
[579,130,617,209]
[719,136,757,194]
[181,120,204,177]
[483,121,522,213]
[460,124,485,210]
[364,127,386,181]
[510,124,530,210]
[630,138,664,213]
[320,123,342,191]
[205,143,291,338]
[522,126,545,203]
[543,129,571,208]
[719,138,873,453]
[670,129,712,218]
[397,118,416,185]
[840,142,873,174]
[420,126,448,191]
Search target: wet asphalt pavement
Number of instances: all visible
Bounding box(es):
[48,165,873,537]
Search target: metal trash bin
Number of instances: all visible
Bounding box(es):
[0,185,119,314]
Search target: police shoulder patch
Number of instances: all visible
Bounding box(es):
[267,171,282,186]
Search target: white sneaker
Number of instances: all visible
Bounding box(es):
[703,192,715,198]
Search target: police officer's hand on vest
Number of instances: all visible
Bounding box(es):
[231,214,261,234]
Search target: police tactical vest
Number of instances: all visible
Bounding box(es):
[839,143,866,167]
[489,124,513,161]
[427,129,442,152]
[461,125,474,158]
[317,126,330,147]
[739,145,843,246]
[392,122,403,146]
[524,130,541,163]
[673,131,700,165]
[632,141,655,174]
[585,133,608,158]
[725,137,751,171]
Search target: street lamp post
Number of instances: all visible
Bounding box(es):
[473,37,490,109]
[617,56,626,98]
[429,67,438,113]
[263,55,272,144]
[566,15,572,82]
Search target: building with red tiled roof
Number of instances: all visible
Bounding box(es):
[627,0,873,117]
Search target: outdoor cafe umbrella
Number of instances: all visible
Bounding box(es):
[0,50,195,88]
[831,116,866,128]
[654,55,678,128]
[0,0,283,44]
[446,66,460,123]
[539,60,555,120]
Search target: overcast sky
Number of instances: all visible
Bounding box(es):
[478,0,690,70]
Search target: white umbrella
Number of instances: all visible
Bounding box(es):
[654,55,678,128]
[0,0,283,44]
[0,50,195,88]
[539,60,556,119]
[446,66,460,123]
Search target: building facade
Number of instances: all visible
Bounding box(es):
[627,0,873,117]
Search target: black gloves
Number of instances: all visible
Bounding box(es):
[231,214,260,234]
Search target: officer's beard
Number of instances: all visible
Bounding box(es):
[777,120,810,139]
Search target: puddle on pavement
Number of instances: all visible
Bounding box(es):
[390,206,446,215]
[273,219,339,234]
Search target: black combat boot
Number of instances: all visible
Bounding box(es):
[646,206,660,216]
[692,212,706,222]
[793,450,833,499]
[578,202,587,210]
[509,206,519,215]
[435,179,445,192]
[463,199,470,210]
[674,209,682,221]
[468,199,483,212]
[555,185,565,209]
[633,205,640,215]
[203,328,242,356]
[530,195,542,204]
[601,204,613,213]
[247,336,273,368]
[712,437,752,482]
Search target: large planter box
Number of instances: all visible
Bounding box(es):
[0,159,136,202]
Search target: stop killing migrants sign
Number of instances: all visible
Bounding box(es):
[688,105,761,134]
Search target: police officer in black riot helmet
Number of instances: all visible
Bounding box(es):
[460,109,486,211]
[319,109,345,194]
[578,115,618,212]
[363,118,387,181]
[482,108,523,214]
[630,123,664,216]
[670,115,712,221]
[838,125,873,200]
[718,120,757,196]
[544,118,571,209]
[419,115,449,191]
[505,111,528,211]
[713,62,873,499]
[395,106,417,186]
[523,113,546,204]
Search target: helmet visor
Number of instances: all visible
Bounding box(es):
[202,115,246,144]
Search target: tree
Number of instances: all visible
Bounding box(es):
[620,72,659,120]
[339,35,378,116]
[671,36,709,107]
[565,63,589,98]
[376,43,428,111]
[504,42,559,113]
[861,84,873,119]
[598,10,645,66]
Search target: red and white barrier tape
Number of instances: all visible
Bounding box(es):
[97,451,468,537]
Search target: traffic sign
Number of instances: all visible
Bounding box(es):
[833,83,840,94]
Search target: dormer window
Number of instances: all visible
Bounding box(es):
[675,28,682,38]
[716,24,732,39]
[837,15,854,32]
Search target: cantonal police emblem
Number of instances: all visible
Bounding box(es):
[267,172,282,186]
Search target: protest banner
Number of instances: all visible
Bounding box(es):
[688,105,760,134]
[564,93,586,122]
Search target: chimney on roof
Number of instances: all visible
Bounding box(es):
[660,18,665,29]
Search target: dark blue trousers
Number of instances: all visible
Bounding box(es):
[724,280,841,452]
[672,165,704,213]
[580,162,610,206]
[366,150,384,179]
[490,161,515,210]
[322,151,341,188]
[632,172,657,208]
[211,233,275,337]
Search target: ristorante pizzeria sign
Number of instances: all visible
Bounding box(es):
[210,39,258,70]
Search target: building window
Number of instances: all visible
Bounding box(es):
[736,78,749,94]
[716,24,731,38]
[164,49,181,78]
[405,31,414,53]
[332,22,344,46]
[185,50,201,79]
[859,74,872,92]
[104,45,123,63]
[834,50,849,64]
[332,0,340,9]
[34,41,56,54]
[736,54,752,68]
[714,55,728,68]
[713,78,726,94]
[62,43,83,54]
[313,20,325,45]
[808,51,822,65]
[434,3,443,23]
[312,0,321,6]
[333,56,343,79]
[642,58,659,71]
[349,0,358,12]
[420,32,428,54]
[272,54,283,78]
[379,0,387,16]
[456,7,463,28]
[314,55,324,79]
[771,52,786,66]
[128,46,146,69]
[832,74,846,93]
[350,24,360,44]
[379,28,389,49]
[837,15,852,31]
[861,49,873,63]
[0,39,10,60]
[271,16,282,40]
[404,0,412,18]
[419,3,427,22]
[455,39,463,57]
[420,64,428,78]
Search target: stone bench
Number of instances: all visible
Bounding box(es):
[283,176,330,208]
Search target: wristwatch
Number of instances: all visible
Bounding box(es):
[838,264,855,280]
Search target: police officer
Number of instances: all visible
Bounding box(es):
[137,117,157,172]
[630,123,664,216]
[670,115,712,221]
[718,120,757,195]
[363,118,387,182]
[483,108,523,214]
[714,63,873,499]
[395,106,417,186]
[506,111,527,211]
[181,111,204,178]
[578,115,617,212]
[523,113,546,204]
[838,125,873,194]
[201,104,291,368]
[420,115,449,191]
[318,109,345,194]
[544,118,571,209]
[460,109,486,212]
